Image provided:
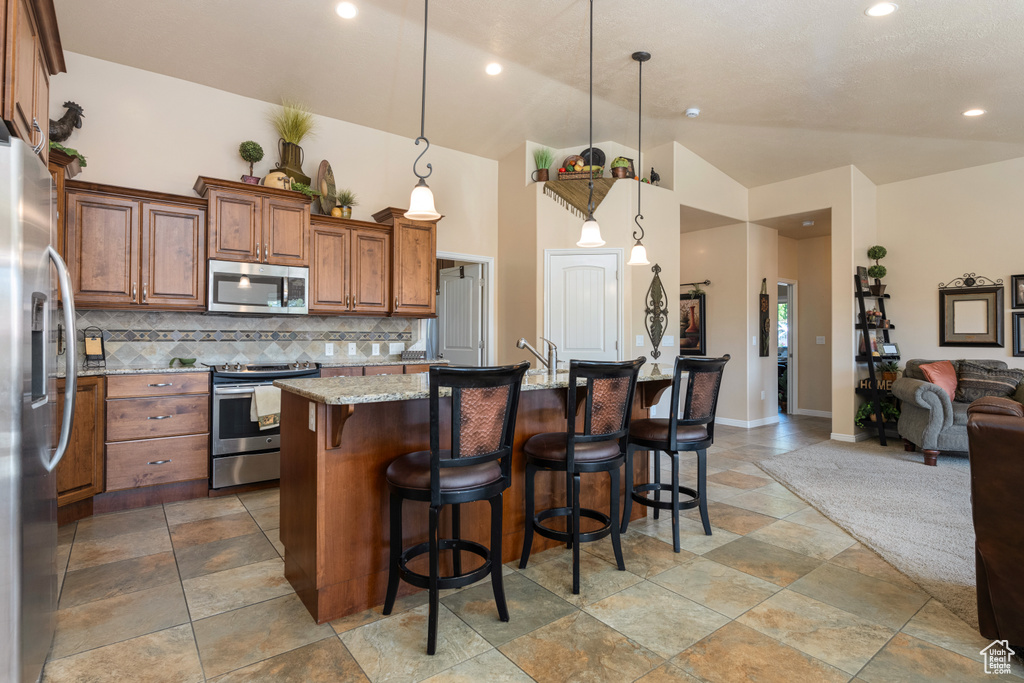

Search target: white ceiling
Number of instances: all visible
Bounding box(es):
[53,0,1024,187]
[755,208,833,240]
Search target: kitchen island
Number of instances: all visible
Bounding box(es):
[275,367,672,623]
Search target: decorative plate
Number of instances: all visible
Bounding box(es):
[316,160,336,215]
[580,147,605,168]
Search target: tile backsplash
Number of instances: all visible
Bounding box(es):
[73,310,418,370]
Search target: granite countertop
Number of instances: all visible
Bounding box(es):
[320,358,448,367]
[276,366,673,405]
[59,358,445,378]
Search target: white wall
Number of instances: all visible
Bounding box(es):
[50,52,499,259]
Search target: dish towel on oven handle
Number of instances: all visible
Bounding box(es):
[250,385,282,430]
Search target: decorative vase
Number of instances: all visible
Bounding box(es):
[341,206,352,219]
[869,280,887,296]
[276,139,311,186]
[611,167,630,178]
[531,169,549,182]
[240,175,261,185]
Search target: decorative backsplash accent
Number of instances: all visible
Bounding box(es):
[73,310,418,370]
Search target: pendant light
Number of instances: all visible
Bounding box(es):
[405,0,441,221]
[627,51,651,266]
[576,0,604,248]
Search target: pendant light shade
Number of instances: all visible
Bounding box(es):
[628,50,651,266]
[577,218,605,248]
[406,178,440,221]
[404,0,441,221]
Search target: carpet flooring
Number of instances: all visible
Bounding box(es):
[758,440,977,627]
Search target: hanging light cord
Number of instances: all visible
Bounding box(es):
[586,0,595,219]
[633,55,644,241]
[412,0,432,181]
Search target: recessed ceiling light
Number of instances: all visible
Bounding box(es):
[802,220,815,227]
[684,107,700,118]
[865,2,897,17]
[335,2,358,19]
[485,62,502,76]
[962,108,986,117]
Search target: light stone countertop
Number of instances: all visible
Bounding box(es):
[276,365,674,405]
[59,358,446,378]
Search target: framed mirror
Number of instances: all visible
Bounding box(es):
[939,285,1004,347]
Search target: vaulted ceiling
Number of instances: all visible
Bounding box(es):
[54,0,1024,186]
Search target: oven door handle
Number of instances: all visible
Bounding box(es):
[214,386,259,396]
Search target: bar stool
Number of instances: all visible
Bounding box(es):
[519,357,646,594]
[383,361,530,655]
[620,355,730,552]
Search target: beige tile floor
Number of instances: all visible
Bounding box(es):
[43,415,1022,682]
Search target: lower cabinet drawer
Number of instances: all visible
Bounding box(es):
[106,395,210,441]
[106,433,209,491]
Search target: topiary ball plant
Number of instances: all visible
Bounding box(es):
[866,245,888,294]
[239,140,264,176]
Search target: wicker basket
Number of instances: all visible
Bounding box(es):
[558,168,604,180]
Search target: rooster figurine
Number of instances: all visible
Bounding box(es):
[49,101,85,143]
[650,167,661,186]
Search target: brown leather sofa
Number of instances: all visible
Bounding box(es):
[967,396,1024,644]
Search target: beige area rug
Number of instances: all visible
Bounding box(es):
[758,440,977,626]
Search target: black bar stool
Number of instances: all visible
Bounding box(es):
[621,355,730,552]
[519,357,646,594]
[383,361,530,655]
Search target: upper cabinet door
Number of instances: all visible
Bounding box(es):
[140,202,206,309]
[208,189,260,262]
[263,196,310,266]
[392,219,436,316]
[309,223,349,314]
[66,192,139,306]
[5,0,38,143]
[351,228,390,314]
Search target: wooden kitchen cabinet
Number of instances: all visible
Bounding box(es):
[372,207,438,317]
[64,181,207,310]
[2,0,63,160]
[309,216,390,315]
[55,375,105,507]
[195,176,310,267]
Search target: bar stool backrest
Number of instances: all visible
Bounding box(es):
[428,362,530,502]
[565,357,647,470]
[667,354,731,451]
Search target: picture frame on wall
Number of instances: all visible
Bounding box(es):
[679,292,706,356]
[1012,274,1024,309]
[939,285,1004,347]
[1014,313,1024,357]
[856,266,871,294]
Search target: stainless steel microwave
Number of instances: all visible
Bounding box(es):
[207,260,309,315]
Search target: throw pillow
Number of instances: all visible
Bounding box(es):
[920,360,957,400]
[954,361,1024,403]
[1013,379,1024,406]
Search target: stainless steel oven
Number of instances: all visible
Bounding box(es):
[211,362,320,488]
[207,259,309,315]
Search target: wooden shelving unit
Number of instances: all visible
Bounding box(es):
[855,274,899,445]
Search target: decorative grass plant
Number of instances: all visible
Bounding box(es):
[336,189,358,207]
[533,147,554,170]
[268,100,316,144]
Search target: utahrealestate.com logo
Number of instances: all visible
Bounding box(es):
[981,640,1015,675]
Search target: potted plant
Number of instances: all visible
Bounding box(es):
[334,189,358,219]
[532,147,554,182]
[880,360,900,384]
[854,400,900,429]
[867,245,887,296]
[289,181,321,207]
[238,140,264,184]
[268,100,316,186]
[610,156,631,179]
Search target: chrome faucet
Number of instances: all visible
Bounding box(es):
[516,337,558,374]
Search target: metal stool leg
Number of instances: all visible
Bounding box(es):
[519,463,536,569]
[620,444,635,534]
[383,492,402,615]
[451,503,462,576]
[653,451,661,519]
[670,453,681,553]
[490,493,509,622]
[427,504,440,656]
[571,472,581,594]
[609,465,625,570]
[697,449,711,536]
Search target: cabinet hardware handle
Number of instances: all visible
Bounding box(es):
[346,294,350,308]
[148,460,171,465]
[148,383,173,387]
[143,283,148,302]
[132,282,137,299]
[31,118,45,154]
[394,297,399,309]
[264,245,268,260]
[146,415,172,420]
[255,242,260,260]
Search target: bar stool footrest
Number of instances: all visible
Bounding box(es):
[398,538,492,591]
[631,482,700,512]
[532,506,612,544]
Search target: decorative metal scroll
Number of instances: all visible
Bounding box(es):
[938,273,1003,289]
[645,264,668,359]
[759,278,770,357]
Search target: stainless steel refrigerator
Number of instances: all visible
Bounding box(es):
[1,126,77,682]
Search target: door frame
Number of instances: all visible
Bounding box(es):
[436,251,495,365]
[543,248,624,360]
[778,278,798,414]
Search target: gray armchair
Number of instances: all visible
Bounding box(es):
[893,359,1021,466]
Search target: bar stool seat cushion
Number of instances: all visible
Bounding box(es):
[629,418,708,444]
[524,432,622,464]
[386,450,501,491]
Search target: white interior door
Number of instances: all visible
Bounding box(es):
[546,251,620,361]
[438,265,483,366]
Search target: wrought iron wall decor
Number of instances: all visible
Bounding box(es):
[645,264,668,359]
[759,278,770,357]
[938,273,1004,347]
